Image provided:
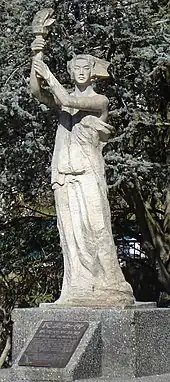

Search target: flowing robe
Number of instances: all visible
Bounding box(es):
[51,108,133,304]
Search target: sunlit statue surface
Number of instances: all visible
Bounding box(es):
[30,16,134,306]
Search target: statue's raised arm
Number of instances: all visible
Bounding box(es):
[30,8,60,109]
[33,55,109,113]
[30,9,134,306]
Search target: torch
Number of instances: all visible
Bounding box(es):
[30,8,55,92]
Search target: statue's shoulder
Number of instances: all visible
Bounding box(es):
[92,90,108,100]
[93,92,109,109]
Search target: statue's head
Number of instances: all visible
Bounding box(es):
[67,54,95,86]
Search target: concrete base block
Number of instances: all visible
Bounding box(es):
[7,305,170,381]
[1,370,170,382]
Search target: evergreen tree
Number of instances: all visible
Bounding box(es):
[1,0,170,366]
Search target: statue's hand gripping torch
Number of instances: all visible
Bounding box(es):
[31,8,55,87]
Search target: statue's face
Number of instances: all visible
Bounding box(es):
[73,58,91,85]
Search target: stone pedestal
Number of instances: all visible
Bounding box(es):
[1,305,170,381]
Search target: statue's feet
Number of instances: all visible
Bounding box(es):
[54,281,134,308]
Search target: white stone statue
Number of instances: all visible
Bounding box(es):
[30,34,134,306]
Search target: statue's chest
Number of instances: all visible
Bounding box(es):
[59,107,100,132]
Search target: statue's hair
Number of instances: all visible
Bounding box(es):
[67,54,96,80]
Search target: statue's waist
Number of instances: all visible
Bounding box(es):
[51,168,105,189]
[52,149,93,174]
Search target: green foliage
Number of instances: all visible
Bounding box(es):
[103,0,170,279]
[0,218,62,309]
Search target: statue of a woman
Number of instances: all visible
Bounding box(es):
[30,36,134,306]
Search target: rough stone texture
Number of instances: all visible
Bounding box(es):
[12,306,135,379]
[10,306,170,381]
[76,375,170,382]
[135,309,170,377]
[1,370,170,382]
[39,301,156,310]
[72,322,102,380]
[127,301,156,309]
[101,310,135,378]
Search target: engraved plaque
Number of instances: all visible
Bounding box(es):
[18,321,89,368]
